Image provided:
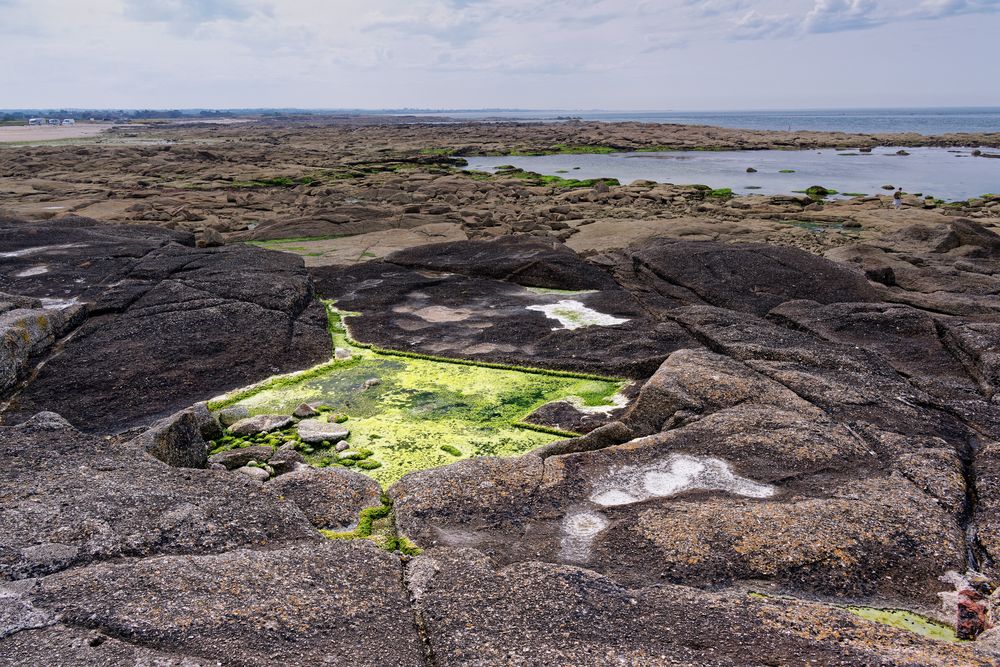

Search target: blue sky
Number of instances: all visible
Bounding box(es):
[2,0,998,109]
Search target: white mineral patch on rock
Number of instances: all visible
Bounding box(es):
[589,454,775,507]
[559,509,609,562]
[0,243,86,258]
[14,266,49,278]
[526,300,629,331]
[39,297,80,310]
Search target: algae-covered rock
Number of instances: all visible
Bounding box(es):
[229,414,294,436]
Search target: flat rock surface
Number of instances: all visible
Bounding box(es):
[266,466,383,531]
[0,413,319,581]
[0,216,330,433]
[3,541,425,667]
[407,548,998,666]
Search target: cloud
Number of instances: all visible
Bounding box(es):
[122,0,267,26]
[909,0,1000,18]
[804,0,880,33]
[730,9,798,40]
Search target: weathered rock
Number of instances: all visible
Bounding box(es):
[2,542,424,666]
[236,465,270,481]
[406,548,997,666]
[130,401,220,468]
[265,466,382,530]
[0,217,331,434]
[293,402,318,418]
[268,443,306,475]
[229,414,294,436]
[297,418,350,444]
[0,413,318,580]
[208,445,275,470]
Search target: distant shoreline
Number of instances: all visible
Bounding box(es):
[0,124,110,144]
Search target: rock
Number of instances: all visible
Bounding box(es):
[200,227,224,247]
[0,218,330,433]
[896,150,911,156]
[268,444,305,475]
[235,465,270,481]
[405,548,994,666]
[297,418,350,444]
[335,441,350,452]
[130,402,220,468]
[3,542,425,666]
[746,167,757,173]
[606,239,878,317]
[335,347,352,360]
[228,414,293,436]
[208,445,275,470]
[361,377,381,391]
[216,404,249,426]
[0,413,317,580]
[265,467,382,530]
[293,402,318,418]
[593,180,611,194]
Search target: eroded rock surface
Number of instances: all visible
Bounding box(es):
[0,216,330,432]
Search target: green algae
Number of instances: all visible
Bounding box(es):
[845,607,961,643]
[321,495,423,555]
[210,303,624,486]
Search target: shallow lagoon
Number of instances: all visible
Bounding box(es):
[464,146,1000,201]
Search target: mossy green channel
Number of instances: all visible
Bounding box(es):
[210,304,624,486]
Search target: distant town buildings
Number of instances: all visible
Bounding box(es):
[25,118,76,126]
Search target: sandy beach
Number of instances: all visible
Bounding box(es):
[0,123,109,143]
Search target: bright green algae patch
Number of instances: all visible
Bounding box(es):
[210,305,624,486]
[845,607,961,643]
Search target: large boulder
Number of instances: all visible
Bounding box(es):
[0,218,331,433]
[265,466,383,531]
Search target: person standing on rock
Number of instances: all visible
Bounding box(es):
[893,188,903,210]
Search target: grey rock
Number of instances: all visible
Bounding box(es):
[265,467,382,531]
[229,414,293,436]
[293,402,318,418]
[0,413,318,580]
[208,445,274,470]
[297,418,349,444]
[216,404,249,427]
[4,542,424,666]
[130,402,221,469]
[236,465,270,482]
[268,444,306,475]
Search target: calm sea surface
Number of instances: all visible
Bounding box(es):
[404,108,1000,135]
[464,146,1000,201]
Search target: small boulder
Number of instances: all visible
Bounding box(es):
[201,228,225,247]
[236,465,270,482]
[209,445,275,470]
[298,418,350,445]
[269,444,306,475]
[746,167,757,173]
[216,405,249,427]
[229,414,293,436]
[335,347,352,360]
[294,403,319,418]
[264,467,382,531]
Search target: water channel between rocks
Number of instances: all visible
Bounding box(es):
[464,146,1000,201]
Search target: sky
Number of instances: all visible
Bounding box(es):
[1,0,999,110]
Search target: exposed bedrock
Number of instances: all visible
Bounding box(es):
[406,548,998,666]
[0,216,331,433]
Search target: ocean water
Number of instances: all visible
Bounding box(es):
[405,108,1000,135]
[464,146,1000,201]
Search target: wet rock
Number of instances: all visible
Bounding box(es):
[3,542,424,666]
[229,414,294,436]
[0,413,317,580]
[208,445,275,470]
[297,418,350,445]
[265,467,382,531]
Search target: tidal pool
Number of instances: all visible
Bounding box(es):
[210,306,625,486]
[464,146,1000,201]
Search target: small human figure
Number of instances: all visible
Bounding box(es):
[893,188,903,210]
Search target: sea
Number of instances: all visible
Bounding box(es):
[402,107,1000,136]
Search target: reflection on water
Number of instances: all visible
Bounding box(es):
[464,146,1000,201]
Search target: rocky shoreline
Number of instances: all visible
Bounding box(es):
[3,118,1000,665]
